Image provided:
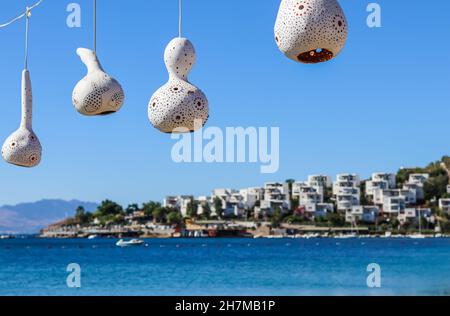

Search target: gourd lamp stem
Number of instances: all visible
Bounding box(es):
[20,70,33,130]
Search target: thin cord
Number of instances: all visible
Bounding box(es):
[0,0,44,28]
[178,0,182,38]
[93,0,97,53]
[24,7,30,69]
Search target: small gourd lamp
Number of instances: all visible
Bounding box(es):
[274,0,348,64]
[72,0,124,116]
[2,9,42,168]
[148,0,209,133]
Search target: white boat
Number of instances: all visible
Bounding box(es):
[410,234,426,239]
[87,235,98,240]
[335,233,357,239]
[116,239,145,247]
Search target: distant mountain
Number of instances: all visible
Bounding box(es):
[0,199,98,234]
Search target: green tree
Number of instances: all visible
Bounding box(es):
[291,197,299,212]
[75,206,92,225]
[201,203,211,220]
[396,167,425,187]
[125,203,140,215]
[167,211,183,225]
[326,212,345,227]
[214,197,224,219]
[142,201,161,218]
[424,174,449,201]
[95,200,124,217]
[360,181,369,205]
[271,207,284,228]
[187,199,199,219]
[152,206,167,223]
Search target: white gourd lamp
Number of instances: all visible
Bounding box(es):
[148,0,209,134]
[274,0,348,64]
[2,8,42,168]
[72,0,125,116]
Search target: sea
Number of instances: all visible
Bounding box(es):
[0,238,449,296]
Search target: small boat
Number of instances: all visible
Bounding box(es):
[116,239,145,247]
[87,235,98,240]
[410,234,426,239]
[335,233,357,239]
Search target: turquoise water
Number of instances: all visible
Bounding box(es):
[0,238,449,296]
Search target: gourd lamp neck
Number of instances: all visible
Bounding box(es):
[77,48,104,74]
[164,37,196,81]
[20,69,33,130]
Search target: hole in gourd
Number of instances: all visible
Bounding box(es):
[297,48,334,64]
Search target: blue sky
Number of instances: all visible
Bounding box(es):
[0,0,449,206]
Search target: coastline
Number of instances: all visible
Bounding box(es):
[37,222,449,240]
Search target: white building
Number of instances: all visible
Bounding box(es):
[196,196,210,215]
[303,203,334,219]
[333,174,360,196]
[307,175,331,195]
[439,198,450,214]
[366,180,390,196]
[259,182,291,215]
[336,187,360,211]
[239,187,263,210]
[366,173,396,196]
[298,186,323,206]
[398,208,417,224]
[163,195,194,217]
[408,174,429,185]
[211,189,246,217]
[403,182,425,201]
[346,206,380,223]
[292,182,309,199]
[372,173,396,188]
[373,189,416,206]
[383,196,406,215]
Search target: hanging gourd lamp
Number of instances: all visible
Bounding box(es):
[72,0,125,116]
[2,8,42,168]
[148,0,209,134]
[274,0,348,64]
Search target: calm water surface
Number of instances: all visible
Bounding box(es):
[0,238,449,296]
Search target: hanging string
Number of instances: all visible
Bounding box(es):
[24,7,31,69]
[0,0,44,28]
[178,0,182,38]
[93,0,97,53]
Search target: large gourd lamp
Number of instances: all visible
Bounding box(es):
[274,0,348,64]
[2,8,42,168]
[72,0,125,116]
[148,0,209,134]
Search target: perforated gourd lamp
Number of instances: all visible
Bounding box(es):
[2,70,42,167]
[72,0,125,116]
[148,0,209,134]
[2,10,42,168]
[274,0,348,64]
